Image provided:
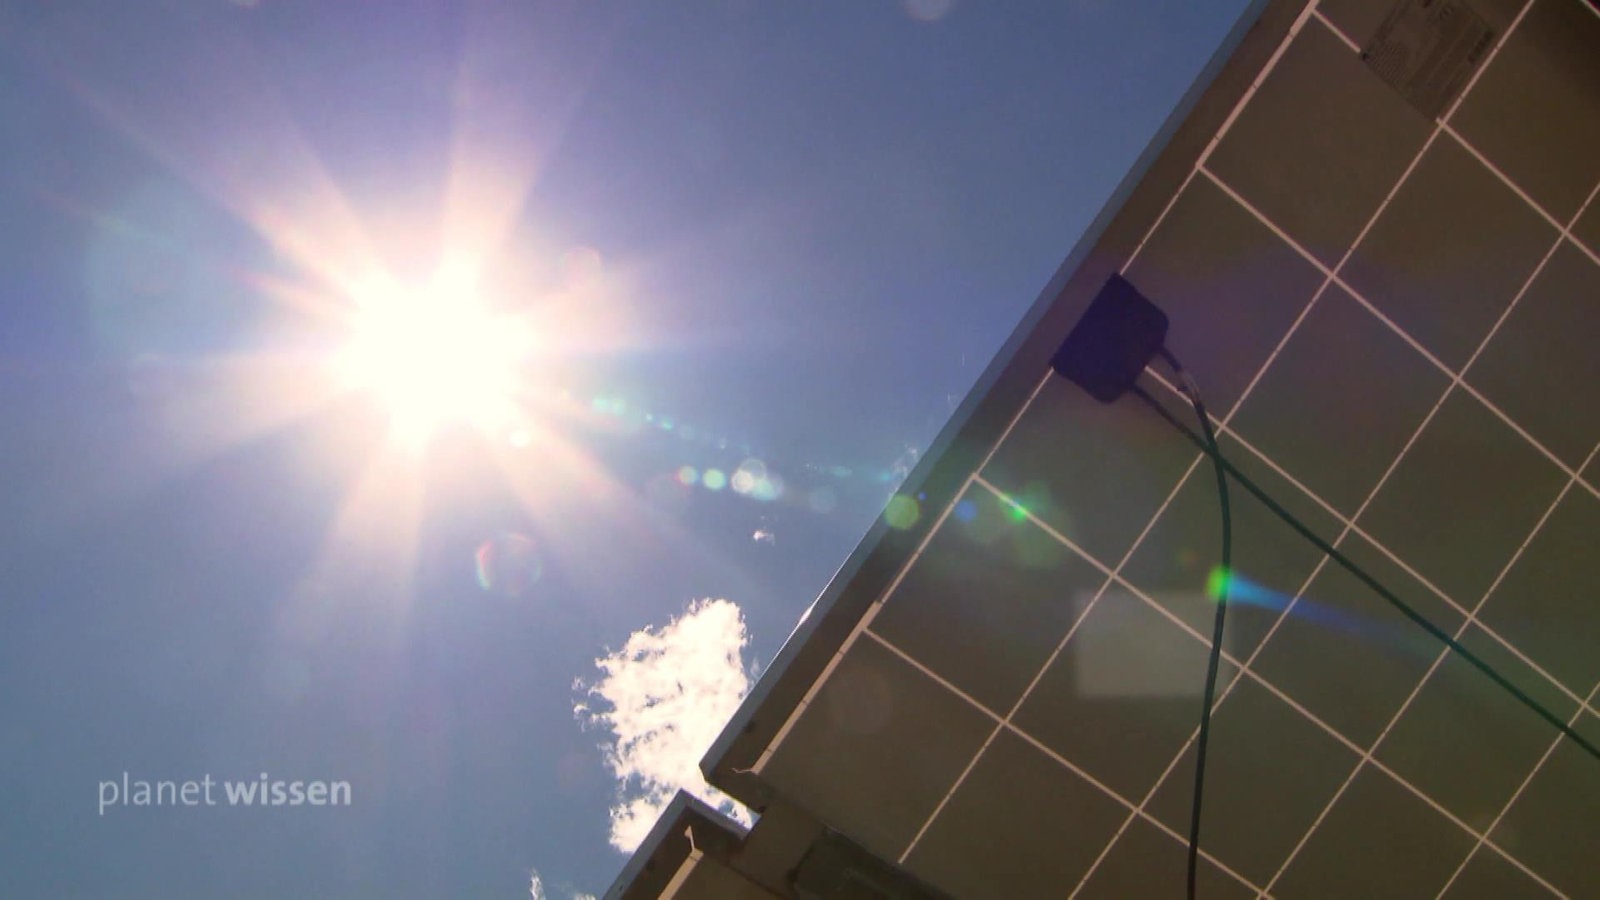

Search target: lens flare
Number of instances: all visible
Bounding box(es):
[474,532,542,596]
[1206,566,1233,601]
[884,494,920,529]
[1203,569,1409,651]
[750,472,784,502]
[731,458,765,495]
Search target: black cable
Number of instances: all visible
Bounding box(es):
[1129,381,1600,770]
[1151,350,1230,900]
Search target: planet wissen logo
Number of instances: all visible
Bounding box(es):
[98,772,352,815]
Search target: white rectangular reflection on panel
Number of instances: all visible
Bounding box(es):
[1072,588,1228,699]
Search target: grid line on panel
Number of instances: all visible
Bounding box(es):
[1099,54,1443,900]
[1436,676,1600,899]
[1453,377,1600,506]
[1054,406,1326,895]
[1067,806,1161,900]
[1072,387,1588,866]
[756,0,1327,838]
[1218,390,1572,891]
[1200,9,1600,497]
[1262,165,1600,888]
[748,482,967,772]
[886,455,1208,862]
[751,368,1056,773]
[1312,7,1360,54]
[969,472,1154,583]
[1005,722,1268,895]
[1215,415,1600,721]
[1199,151,1572,445]
[748,471,973,774]
[1057,413,1276,896]
[1195,166,1331,278]
[1206,414,1462,610]
[1042,384,1567,898]
[1200,2,1322,170]
[941,2,1593,892]
[1125,172,1202,274]
[1144,376,1472,632]
[1440,122,1563,233]
[1124,1,1323,271]
[1314,3,1600,490]
[1438,120,1600,274]
[976,435,1559,897]
[1193,390,1600,722]
[975,415,1562,897]
[861,629,1007,727]
[972,475,1256,677]
[743,7,1600,899]
[973,406,1412,895]
[974,369,1059,476]
[1204,40,1600,727]
[1259,58,1600,898]
[863,623,1267,896]
[1477,437,1600,609]
[1116,559,1561,890]
[1183,171,1344,429]
[1130,312,1590,899]
[1310,0,1520,125]
[1259,445,1599,895]
[1076,3,1562,888]
[1569,235,1600,282]
[1199,151,1597,498]
[894,720,1005,864]
[981,464,1398,735]
[1354,759,1566,897]
[1384,434,1600,896]
[1070,9,1479,881]
[1458,363,1600,492]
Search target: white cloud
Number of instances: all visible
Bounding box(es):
[529,868,595,900]
[887,444,920,491]
[901,0,957,23]
[575,598,755,852]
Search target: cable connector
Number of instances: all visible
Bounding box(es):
[1051,273,1169,404]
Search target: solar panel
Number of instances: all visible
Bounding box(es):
[675,0,1600,896]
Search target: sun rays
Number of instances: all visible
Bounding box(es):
[334,267,532,450]
[16,4,660,608]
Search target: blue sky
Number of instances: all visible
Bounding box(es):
[0,1,1249,896]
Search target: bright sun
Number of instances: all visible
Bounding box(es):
[336,272,530,446]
